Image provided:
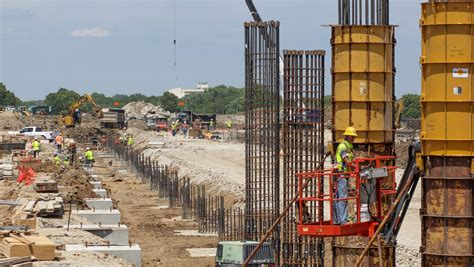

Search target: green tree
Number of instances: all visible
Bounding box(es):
[324,95,332,108]
[44,88,81,115]
[401,93,421,119]
[183,85,244,114]
[159,92,180,113]
[0,83,20,106]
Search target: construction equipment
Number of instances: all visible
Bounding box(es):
[29,106,52,115]
[100,108,126,129]
[216,241,274,266]
[296,156,398,238]
[244,143,421,265]
[62,94,102,127]
[17,106,31,117]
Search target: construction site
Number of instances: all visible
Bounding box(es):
[0,0,472,266]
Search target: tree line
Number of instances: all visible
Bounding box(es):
[0,83,421,119]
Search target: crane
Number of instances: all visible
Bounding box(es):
[62,94,103,127]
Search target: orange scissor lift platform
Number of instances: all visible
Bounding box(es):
[296,156,397,238]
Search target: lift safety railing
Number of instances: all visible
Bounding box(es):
[296,156,397,237]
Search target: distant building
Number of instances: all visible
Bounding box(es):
[168,82,209,98]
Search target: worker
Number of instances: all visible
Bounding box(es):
[334,126,357,225]
[84,147,95,166]
[171,121,178,136]
[181,120,189,138]
[127,135,134,146]
[63,156,70,166]
[68,141,77,164]
[54,133,64,153]
[31,138,41,159]
[122,134,128,145]
[53,153,62,165]
[209,119,215,131]
[226,119,232,129]
[100,135,107,147]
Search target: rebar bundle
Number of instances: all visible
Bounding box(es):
[244,21,281,254]
[338,0,389,25]
[282,50,326,266]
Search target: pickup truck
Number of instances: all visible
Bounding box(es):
[9,127,54,141]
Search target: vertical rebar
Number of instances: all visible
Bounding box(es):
[282,50,326,266]
[244,20,281,263]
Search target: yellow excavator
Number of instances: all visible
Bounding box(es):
[62,94,103,127]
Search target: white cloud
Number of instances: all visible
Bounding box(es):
[70,27,110,38]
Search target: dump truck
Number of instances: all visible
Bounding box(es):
[100,108,126,129]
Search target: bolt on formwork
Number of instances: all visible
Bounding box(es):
[282,50,326,266]
[244,20,281,258]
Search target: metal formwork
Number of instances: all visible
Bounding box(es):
[244,20,281,255]
[331,1,396,266]
[420,1,474,265]
[282,50,325,266]
[331,25,395,154]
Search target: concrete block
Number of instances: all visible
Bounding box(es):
[90,181,102,190]
[64,224,129,245]
[66,244,141,267]
[85,198,113,210]
[72,210,120,225]
[90,174,103,181]
[93,189,107,198]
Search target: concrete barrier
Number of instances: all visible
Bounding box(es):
[66,244,142,267]
[85,198,113,210]
[90,181,102,190]
[64,224,129,245]
[93,189,107,198]
[72,210,120,225]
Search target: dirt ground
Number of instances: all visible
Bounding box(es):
[0,112,423,266]
[126,127,421,265]
[97,159,216,267]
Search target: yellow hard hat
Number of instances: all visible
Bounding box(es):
[343,127,358,137]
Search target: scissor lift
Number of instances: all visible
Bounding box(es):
[296,156,398,237]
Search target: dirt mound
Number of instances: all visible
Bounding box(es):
[37,159,60,173]
[52,167,97,208]
[21,115,61,130]
[0,114,25,130]
[126,119,147,131]
[80,113,101,128]
[62,127,105,143]
[123,101,170,118]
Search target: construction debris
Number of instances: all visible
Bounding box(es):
[122,101,170,118]
[33,180,58,193]
[0,233,56,260]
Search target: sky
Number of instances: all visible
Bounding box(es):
[1,0,421,101]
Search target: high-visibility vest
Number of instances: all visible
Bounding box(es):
[85,150,94,160]
[55,135,63,144]
[32,141,41,151]
[54,156,62,164]
[127,137,134,146]
[336,140,354,172]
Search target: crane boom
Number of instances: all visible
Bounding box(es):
[245,0,262,22]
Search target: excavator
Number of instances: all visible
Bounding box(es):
[62,94,102,127]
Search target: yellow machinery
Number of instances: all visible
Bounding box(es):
[420,1,474,265]
[62,94,102,127]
